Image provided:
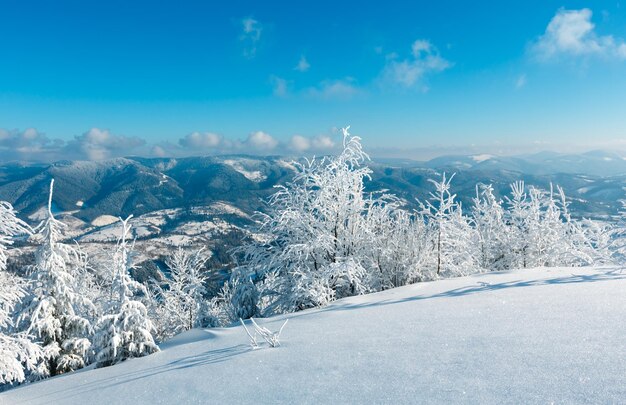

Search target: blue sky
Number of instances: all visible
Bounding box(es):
[1,0,626,161]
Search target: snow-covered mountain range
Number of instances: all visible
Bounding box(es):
[2,151,626,223]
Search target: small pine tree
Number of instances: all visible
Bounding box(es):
[94,216,159,367]
[21,180,93,376]
[0,201,43,384]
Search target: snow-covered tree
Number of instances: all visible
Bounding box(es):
[505,181,528,268]
[578,217,612,264]
[161,247,209,334]
[197,271,260,328]
[472,183,510,270]
[420,173,478,277]
[551,185,597,266]
[226,271,260,321]
[242,127,391,315]
[372,207,434,286]
[611,201,626,259]
[504,181,601,268]
[94,216,158,367]
[20,180,93,376]
[0,201,30,272]
[1,272,44,385]
[505,181,558,268]
[0,201,43,385]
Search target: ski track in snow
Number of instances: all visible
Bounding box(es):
[2,266,626,404]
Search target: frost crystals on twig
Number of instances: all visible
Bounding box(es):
[240,318,288,348]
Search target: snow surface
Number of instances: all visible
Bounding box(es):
[3,266,626,404]
[90,215,119,227]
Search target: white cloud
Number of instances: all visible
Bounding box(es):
[411,40,431,57]
[0,128,58,153]
[179,131,223,149]
[307,78,361,99]
[312,135,335,150]
[176,130,279,154]
[380,39,451,90]
[151,145,167,157]
[531,8,626,61]
[288,134,336,153]
[270,75,290,97]
[515,73,527,89]
[244,131,278,151]
[240,17,262,58]
[0,127,148,161]
[0,126,336,162]
[295,55,310,72]
[288,135,311,152]
[66,128,145,160]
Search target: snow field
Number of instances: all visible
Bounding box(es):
[3,266,625,404]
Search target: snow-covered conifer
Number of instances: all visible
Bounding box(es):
[0,201,30,271]
[20,180,93,376]
[94,216,158,367]
[1,272,44,385]
[0,201,43,384]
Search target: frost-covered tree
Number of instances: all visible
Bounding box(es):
[420,173,478,277]
[94,216,159,367]
[578,217,612,264]
[1,272,44,385]
[363,204,431,288]
[504,182,600,268]
[226,271,260,321]
[510,182,575,268]
[162,247,209,334]
[20,180,93,376]
[196,269,261,328]
[611,200,626,260]
[555,187,603,266]
[0,201,30,272]
[0,201,43,385]
[533,185,566,266]
[472,184,510,270]
[242,127,391,315]
[506,181,532,268]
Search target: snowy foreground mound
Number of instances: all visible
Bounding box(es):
[3,266,626,404]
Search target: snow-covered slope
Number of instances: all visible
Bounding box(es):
[3,266,626,404]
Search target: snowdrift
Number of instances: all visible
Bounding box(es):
[3,266,625,404]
